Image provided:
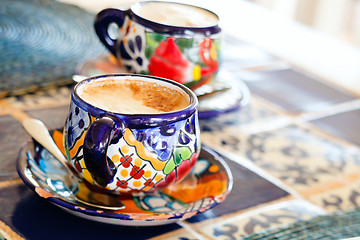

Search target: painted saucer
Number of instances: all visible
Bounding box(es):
[76,55,250,119]
[16,129,233,226]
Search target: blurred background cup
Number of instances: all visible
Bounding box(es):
[94,1,222,90]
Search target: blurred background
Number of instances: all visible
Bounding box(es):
[60,0,360,49]
[251,0,360,48]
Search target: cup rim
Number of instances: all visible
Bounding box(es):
[72,74,198,128]
[129,1,221,35]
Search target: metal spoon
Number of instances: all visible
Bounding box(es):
[22,118,125,210]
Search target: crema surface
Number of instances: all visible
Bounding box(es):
[79,79,190,114]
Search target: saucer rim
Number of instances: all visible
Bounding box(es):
[198,79,251,119]
[16,141,233,225]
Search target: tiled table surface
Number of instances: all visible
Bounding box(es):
[1,36,360,240]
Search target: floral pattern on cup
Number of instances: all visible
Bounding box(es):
[65,110,200,192]
[118,25,221,89]
[64,101,91,168]
[117,16,149,73]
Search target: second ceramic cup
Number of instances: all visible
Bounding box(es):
[63,74,200,194]
[94,1,222,90]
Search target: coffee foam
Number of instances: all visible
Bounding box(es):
[135,2,218,27]
[78,78,190,114]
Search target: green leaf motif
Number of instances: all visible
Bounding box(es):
[146,32,165,48]
[145,46,154,59]
[174,147,192,165]
[164,157,176,175]
[176,38,195,52]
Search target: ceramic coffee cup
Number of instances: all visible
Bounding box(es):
[94,1,222,90]
[63,74,200,194]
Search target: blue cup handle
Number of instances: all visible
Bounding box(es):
[83,116,122,187]
[94,8,127,56]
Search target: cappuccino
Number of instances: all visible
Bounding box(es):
[78,78,190,114]
[135,2,218,27]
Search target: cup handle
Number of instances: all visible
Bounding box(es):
[94,8,127,56]
[83,116,122,187]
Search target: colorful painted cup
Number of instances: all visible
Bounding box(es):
[63,74,200,194]
[94,1,222,90]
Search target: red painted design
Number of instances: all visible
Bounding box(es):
[144,179,154,188]
[75,161,82,172]
[154,170,176,189]
[176,160,191,183]
[116,180,128,189]
[199,38,219,77]
[148,38,190,83]
[130,166,145,180]
[120,155,132,168]
[190,151,200,168]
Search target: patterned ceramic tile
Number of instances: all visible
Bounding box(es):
[195,200,324,239]
[5,85,72,110]
[237,68,356,114]
[200,98,290,135]
[25,104,70,130]
[311,109,360,146]
[308,178,360,213]
[186,149,289,223]
[202,124,360,193]
[0,115,30,181]
[0,184,181,240]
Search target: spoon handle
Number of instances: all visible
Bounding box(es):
[22,119,69,169]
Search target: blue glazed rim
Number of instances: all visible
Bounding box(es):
[73,74,198,129]
[128,1,222,35]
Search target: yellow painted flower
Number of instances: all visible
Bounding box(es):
[193,64,201,81]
